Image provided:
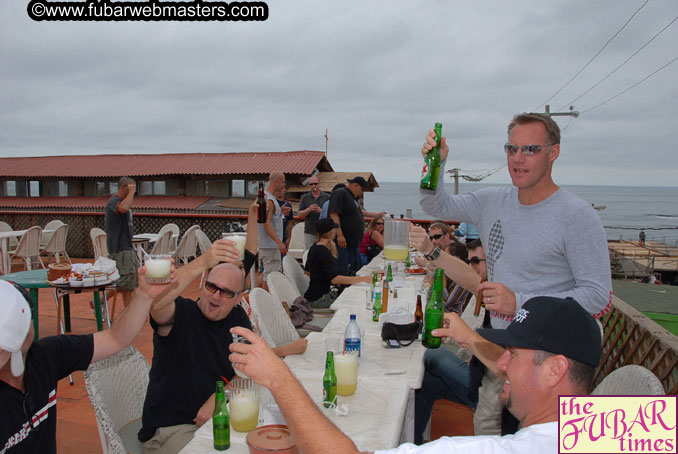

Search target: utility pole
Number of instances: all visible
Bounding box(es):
[542,104,580,118]
[449,168,460,195]
[324,129,328,156]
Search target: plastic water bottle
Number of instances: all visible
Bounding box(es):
[344,314,361,361]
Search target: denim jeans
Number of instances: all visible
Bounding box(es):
[337,246,361,275]
[414,347,478,445]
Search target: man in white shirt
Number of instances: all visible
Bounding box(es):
[229,296,601,454]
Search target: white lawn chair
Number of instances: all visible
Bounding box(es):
[84,346,149,454]
[158,223,180,252]
[173,225,200,266]
[283,254,309,297]
[40,219,65,249]
[9,226,45,271]
[41,223,71,264]
[286,222,305,260]
[149,230,174,256]
[592,365,665,395]
[249,288,299,348]
[266,271,301,307]
[91,228,108,259]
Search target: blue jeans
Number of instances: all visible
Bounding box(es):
[414,347,477,445]
[337,246,361,275]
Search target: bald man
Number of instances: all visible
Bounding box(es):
[258,171,289,277]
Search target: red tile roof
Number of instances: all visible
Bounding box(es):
[0,196,211,210]
[0,151,330,178]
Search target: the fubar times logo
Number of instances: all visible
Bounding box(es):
[559,396,677,454]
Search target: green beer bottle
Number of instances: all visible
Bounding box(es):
[372,291,382,322]
[387,263,393,282]
[405,249,411,268]
[420,122,443,191]
[323,351,337,408]
[371,272,378,302]
[213,381,230,450]
[422,268,445,348]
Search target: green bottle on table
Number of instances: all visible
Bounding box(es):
[371,272,378,302]
[387,264,393,282]
[213,381,230,450]
[420,122,443,191]
[323,351,337,408]
[422,268,444,349]
[372,291,382,322]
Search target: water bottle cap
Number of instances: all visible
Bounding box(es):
[350,314,356,320]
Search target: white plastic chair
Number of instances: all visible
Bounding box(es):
[286,222,305,260]
[195,229,213,288]
[0,221,19,250]
[302,249,309,267]
[84,346,149,454]
[40,219,65,249]
[266,271,301,307]
[158,223,180,252]
[9,226,45,271]
[173,225,201,266]
[592,365,665,395]
[42,223,71,264]
[91,228,108,259]
[283,254,309,297]
[149,230,174,256]
[249,288,300,348]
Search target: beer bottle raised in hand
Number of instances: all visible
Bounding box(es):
[323,351,337,408]
[213,380,230,451]
[420,123,443,191]
[257,182,267,224]
[422,268,444,348]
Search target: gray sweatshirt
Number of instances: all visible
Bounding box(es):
[420,161,611,329]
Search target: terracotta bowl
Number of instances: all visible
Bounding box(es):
[48,263,72,281]
[246,425,299,454]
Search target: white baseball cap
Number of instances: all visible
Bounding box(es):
[0,280,32,376]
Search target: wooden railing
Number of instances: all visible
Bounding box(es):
[595,295,678,394]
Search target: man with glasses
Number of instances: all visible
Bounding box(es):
[427,222,455,250]
[1,268,176,454]
[298,175,330,250]
[418,113,611,437]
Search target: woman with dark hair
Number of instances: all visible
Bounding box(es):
[304,218,372,308]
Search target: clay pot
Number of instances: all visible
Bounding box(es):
[48,263,72,281]
[246,425,298,454]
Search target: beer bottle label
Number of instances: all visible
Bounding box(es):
[420,162,430,181]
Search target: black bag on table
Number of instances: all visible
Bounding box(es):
[380,321,422,347]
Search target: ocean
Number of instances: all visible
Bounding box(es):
[364,182,678,245]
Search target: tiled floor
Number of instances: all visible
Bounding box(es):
[15,260,472,452]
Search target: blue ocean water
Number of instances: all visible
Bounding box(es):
[364,182,678,245]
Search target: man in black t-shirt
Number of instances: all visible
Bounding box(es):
[105,176,138,307]
[0,268,175,454]
[329,176,385,275]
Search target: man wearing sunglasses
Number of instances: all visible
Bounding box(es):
[427,222,454,250]
[419,113,611,438]
[298,175,330,250]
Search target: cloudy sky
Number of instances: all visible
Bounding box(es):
[1,0,677,187]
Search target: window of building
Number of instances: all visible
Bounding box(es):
[43,180,69,197]
[231,180,245,197]
[204,180,230,197]
[29,181,40,197]
[4,181,17,196]
[246,180,265,197]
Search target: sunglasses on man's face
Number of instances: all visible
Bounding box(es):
[204,281,238,299]
[309,182,319,186]
[466,257,486,265]
[429,233,444,240]
[375,222,384,225]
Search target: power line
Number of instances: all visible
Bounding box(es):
[534,0,650,111]
[581,55,678,113]
[558,14,678,111]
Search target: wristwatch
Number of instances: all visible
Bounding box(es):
[424,245,441,262]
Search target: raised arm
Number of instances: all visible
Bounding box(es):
[246,201,259,254]
[116,182,136,213]
[92,265,176,362]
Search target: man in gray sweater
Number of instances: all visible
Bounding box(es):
[416,112,611,439]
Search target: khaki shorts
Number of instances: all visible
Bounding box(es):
[109,249,139,292]
[259,247,282,277]
[142,424,197,454]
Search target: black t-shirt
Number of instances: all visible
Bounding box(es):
[304,244,339,301]
[299,191,330,235]
[139,297,252,442]
[1,335,94,454]
[328,187,364,248]
[104,195,133,253]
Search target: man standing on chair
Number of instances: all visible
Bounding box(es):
[105,176,138,307]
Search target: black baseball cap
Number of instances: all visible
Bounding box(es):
[347,176,367,189]
[316,218,339,235]
[477,296,601,367]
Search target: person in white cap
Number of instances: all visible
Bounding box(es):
[0,266,176,454]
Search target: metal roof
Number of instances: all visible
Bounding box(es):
[0,151,331,178]
[0,196,211,210]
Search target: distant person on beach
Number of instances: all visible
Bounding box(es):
[258,172,290,277]
[228,297,601,454]
[105,176,138,307]
[0,269,176,453]
[639,230,646,245]
[329,176,385,275]
[298,175,330,250]
[418,112,612,437]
